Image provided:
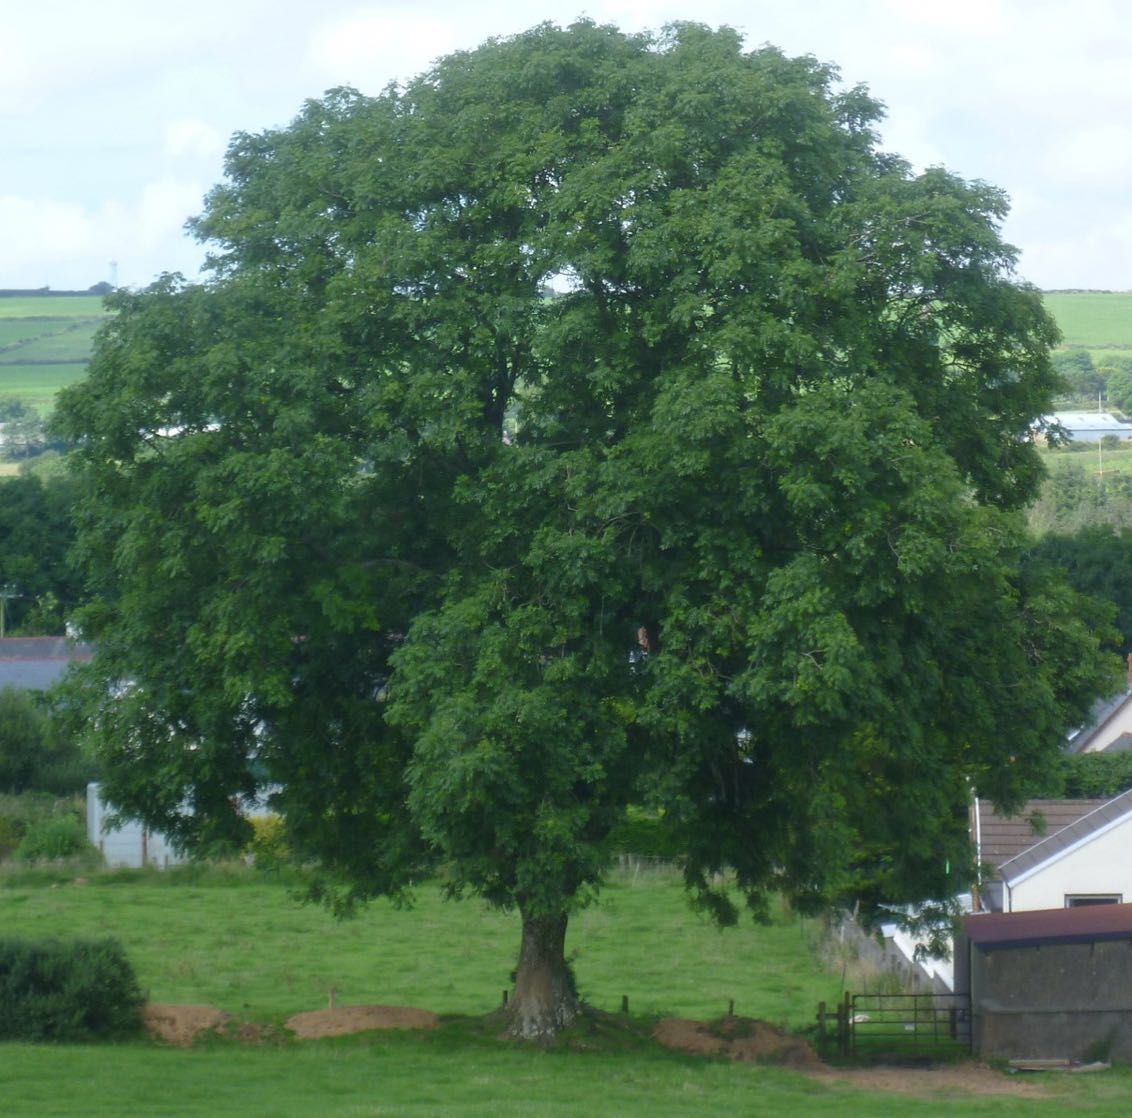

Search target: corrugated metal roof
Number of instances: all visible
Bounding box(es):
[999,787,1132,886]
[975,800,1106,869]
[965,902,1132,950]
[0,637,94,691]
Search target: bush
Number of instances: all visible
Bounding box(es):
[15,813,94,862]
[246,813,290,871]
[0,937,143,1041]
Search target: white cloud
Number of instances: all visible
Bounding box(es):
[0,178,206,291]
[164,119,226,162]
[306,9,461,90]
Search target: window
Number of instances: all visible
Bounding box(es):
[1065,894,1122,907]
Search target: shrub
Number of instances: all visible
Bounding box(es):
[15,813,94,862]
[0,937,143,1041]
[246,813,290,871]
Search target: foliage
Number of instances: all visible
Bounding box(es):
[245,813,290,871]
[0,687,92,795]
[1057,751,1132,799]
[1029,524,1132,653]
[0,936,143,1041]
[52,21,1118,1032]
[1052,349,1103,401]
[0,473,82,634]
[1029,461,1132,536]
[14,812,94,862]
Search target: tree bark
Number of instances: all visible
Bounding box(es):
[506,909,580,1039]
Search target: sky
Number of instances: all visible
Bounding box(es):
[4,0,1131,292]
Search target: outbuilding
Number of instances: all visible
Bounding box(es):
[961,903,1132,1062]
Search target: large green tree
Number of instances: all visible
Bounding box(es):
[55,22,1117,1037]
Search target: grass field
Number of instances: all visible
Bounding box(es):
[0,295,109,416]
[1042,292,1132,350]
[0,865,830,1025]
[1,866,1131,1115]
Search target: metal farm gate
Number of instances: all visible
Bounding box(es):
[818,992,972,1060]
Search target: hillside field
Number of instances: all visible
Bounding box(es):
[1042,291,1132,354]
[0,294,108,414]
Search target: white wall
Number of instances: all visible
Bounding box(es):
[1007,818,1132,911]
[86,783,186,869]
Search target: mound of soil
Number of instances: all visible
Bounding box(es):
[286,1005,440,1039]
[654,1016,822,1068]
[144,1003,231,1046]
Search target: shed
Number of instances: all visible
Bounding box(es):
[1043,411,1132,442]
[962,904,1132,1062]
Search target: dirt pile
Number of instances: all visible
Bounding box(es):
[286,1005,440,1038]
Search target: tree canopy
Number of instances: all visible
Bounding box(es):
[54,21,1118,1037]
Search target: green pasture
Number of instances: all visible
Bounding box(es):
[1043,292,1132,350]
[0,324,101,364]
[0,295,108,319]
[0,865,828,1025]
[1,867,1130,1116]
[0,364,90,413]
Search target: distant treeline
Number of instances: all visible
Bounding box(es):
[1043,288,1132,295]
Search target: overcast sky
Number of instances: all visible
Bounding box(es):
[4,0,1130,291]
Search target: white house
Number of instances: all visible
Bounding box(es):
[974,789,1132,913]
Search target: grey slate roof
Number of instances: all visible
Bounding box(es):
[998,787,1132,886]
[0,637,93,691]
[975,799,1107,870]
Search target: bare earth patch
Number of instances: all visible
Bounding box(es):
[653,1017,1053,1098]
[811,1063,1053,1098]
[286,1005,440,1038]
[654,1017,823,1068]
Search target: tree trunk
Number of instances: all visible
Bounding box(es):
[506,909,580,1040]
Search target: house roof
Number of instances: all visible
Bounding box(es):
[965,902,1132,951]
[998,787,1132,886]
[975,799,1107,870]
[0,637,93,691]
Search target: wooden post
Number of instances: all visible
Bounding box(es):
[621,995,629,1014]
[502,989,508,1006]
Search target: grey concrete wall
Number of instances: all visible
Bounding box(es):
[972,939,1132,1061]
